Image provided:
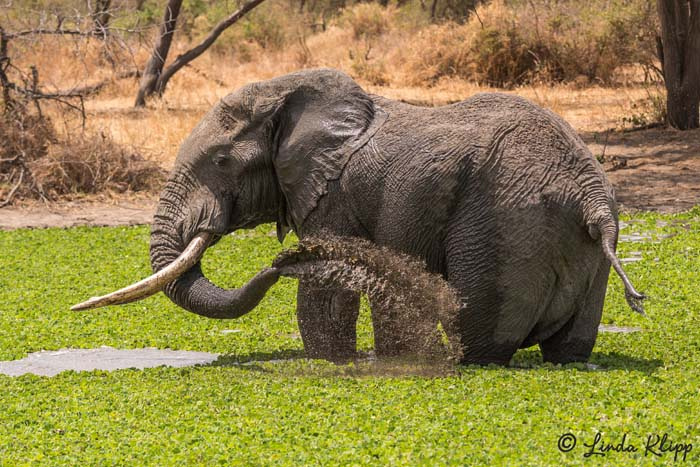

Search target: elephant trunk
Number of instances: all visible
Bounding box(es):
[158,263,280,319]
[147,199,280,318]
[72,197,280,317]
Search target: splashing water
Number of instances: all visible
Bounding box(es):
[273,234,463,369]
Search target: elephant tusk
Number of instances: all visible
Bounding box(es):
[71,232,212,311]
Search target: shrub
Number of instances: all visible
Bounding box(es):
[469,20,543,86]
[191,0,291,57]
[406,0,658,87]
[406,22,473,85]
[349,50,389,86]
[36,132,166,197]
[0,111,165,205]
[407,1,537,86]
[340,3,393,39]
[619,87,667,130]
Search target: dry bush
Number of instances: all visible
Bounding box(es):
[619,86,667,130]
[0,111,55,206]
[0,111,55,164]
[406,1,540,86]
[349,43,389,86]
[0,110,165,205]
[405,0,657,87]
[516,0,658,84]
[37,132,166,197]
[406,22,472,85]
[193,0,302,58]
[350,56,389,86]
[274,234,463,365]
[340,3,394,39]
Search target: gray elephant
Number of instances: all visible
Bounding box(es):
[74,68,644,365]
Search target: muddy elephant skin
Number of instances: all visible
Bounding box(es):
[142,68,644,365]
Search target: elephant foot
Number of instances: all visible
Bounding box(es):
[459,342,517,366]
[540,339,594,365]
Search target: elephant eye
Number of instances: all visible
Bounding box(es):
[212,153,230,167]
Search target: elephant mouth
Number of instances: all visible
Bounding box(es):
[71,232,214,311]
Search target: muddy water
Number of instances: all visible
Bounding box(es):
[617,219,680,263]
[274,234,463,367]
[0,347,219,377]
[598,324,642,334]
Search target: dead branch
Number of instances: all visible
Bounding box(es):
[135,0,267,105]
[5,29,99,39]
[55,70,139,97]
[184,64,226,87]
[0,167,24,208]
[3,78,87,126]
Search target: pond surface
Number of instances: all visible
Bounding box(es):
[0,347,219,377]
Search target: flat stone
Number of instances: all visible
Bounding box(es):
[620,257,643,263]
[598,324,642,334]
[0,347,219,377]
[619,234,652,243]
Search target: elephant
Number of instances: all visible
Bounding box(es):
[73,68,645,365]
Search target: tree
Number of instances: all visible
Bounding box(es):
[134,0,183,107]
[657,0,700,130]
[134,0,267,107]
[91,0,112,37]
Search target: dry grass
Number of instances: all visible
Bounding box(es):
[51,55,655,168]
[0,109,165,204]
[4,1,661,181]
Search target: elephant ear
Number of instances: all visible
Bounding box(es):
[250,70,387,232]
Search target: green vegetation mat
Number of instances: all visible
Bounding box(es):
[0,210,698,465]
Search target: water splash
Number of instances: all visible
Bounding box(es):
[273,234,463,369]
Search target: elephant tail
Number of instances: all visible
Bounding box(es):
[588,220,646,315]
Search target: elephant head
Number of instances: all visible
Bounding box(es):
[72,69,387,318]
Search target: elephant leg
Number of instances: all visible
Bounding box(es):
[296,281,360,362]
[539,263,610,364]
[445,205,521,365]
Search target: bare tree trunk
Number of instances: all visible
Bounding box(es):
[430,0,439,21]
[91,0,112,38]
[134,0,183,107]
[657,0,700,129]
[152,0,267,98]
[0,27,16,113]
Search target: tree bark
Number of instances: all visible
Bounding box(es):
[152,0,267,97]
[134,0,183,107]
[0,27,15,112]
[657,0,700,129]
[91,0,112,38]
